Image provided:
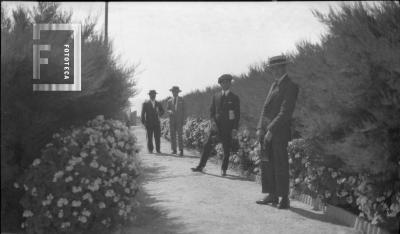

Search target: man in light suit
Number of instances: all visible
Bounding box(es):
[166,86,186,156]
[191,74,240,176]
[255,55,299,209]
[141,90,165,154]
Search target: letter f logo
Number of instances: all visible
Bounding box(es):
[33,24,50,80]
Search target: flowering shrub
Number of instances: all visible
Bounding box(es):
[14,115,140,234]
[288,138,400,231]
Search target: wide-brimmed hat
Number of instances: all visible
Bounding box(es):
[169,86,182,92]
[267,55,289,67]
[148,90,157,95]
[218,74,233,84]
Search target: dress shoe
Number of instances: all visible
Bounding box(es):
[179,150,184,156]
[277,197,290,209]
[148,150,153,154]
[156,150,161,154]
[191,167,203,172]
[256,195,278,205]
[221,170,227,176]
[171,150,177,154]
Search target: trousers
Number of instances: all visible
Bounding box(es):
[146,124,161,152]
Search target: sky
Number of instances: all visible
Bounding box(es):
[3,1,363,112]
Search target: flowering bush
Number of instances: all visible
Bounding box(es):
[14,115,140,234]
[288,138,400,231]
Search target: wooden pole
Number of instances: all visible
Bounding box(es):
[105,1,108,45]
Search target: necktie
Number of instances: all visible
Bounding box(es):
[174,98,178,111]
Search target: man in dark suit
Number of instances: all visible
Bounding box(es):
[191,74,240,176]
[141,90,165,153]
[255,55,299,209]
[166,86,186,156]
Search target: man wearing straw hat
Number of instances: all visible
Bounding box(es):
[255,55,299,209]
[141,90,165,154]
[166,86,186,156]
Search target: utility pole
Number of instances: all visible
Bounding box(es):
[105,1,108,45]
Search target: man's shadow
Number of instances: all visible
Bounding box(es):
[201,171,253,182]
[155,152,199,159]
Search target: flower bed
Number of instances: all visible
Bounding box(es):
[14,115,140,234]
[161,116,399,232]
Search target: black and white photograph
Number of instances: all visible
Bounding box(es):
[1,1,399,234]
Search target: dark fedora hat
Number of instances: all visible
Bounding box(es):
[267,55,289,67]
[148,90,157,95]
[169,86,182,92]
[218,74,233,84]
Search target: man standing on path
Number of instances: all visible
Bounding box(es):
[141,90,165,154]
[191,74,240,176]
[255,55,299,209]
[166,86,186,156]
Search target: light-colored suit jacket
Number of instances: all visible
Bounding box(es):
[166,96,185,126]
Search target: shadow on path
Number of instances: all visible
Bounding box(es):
[124,163,195,234]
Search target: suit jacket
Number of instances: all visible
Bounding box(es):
[257,74,299,141]
[141,100,165,127]
[210,91,240,131]
[166,96,185,126]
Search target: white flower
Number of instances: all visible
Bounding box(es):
[31,187,38,196]
[295,153,301,158]
[65,176,73,183]
[99,202,106,209]
[73,211,78,216]
[66,165,74,171]
[72,186,82,193]
[58,210,64,218]
[88,183,99,192]
[24,184,29,191]
[23,210,33,217]
[61,222,71,228]
[80,151,88,158]
[90,161,99,168]
[82,193,93,203]
[32,159,41,167]
[105,189,115,198]
[72,200,82,207]
[94,178,102,185]
[47,194,54,200]
[331,172,338,178]
[118,209,124,216]
[57,198,68,207]
[82,208,91,217]
[78,216,88,223]
[113,196,120,202]
[53,171,64,182]
[99,166,107,173]
[124,188,130,194]
[13,182,19,189]
[21,222,26,228]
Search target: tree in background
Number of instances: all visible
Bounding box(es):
[1,2,137,231]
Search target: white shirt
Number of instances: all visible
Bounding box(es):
[221,90,230,96]
[150,100,156,108]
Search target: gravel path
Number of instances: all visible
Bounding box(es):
[124,126,360,234]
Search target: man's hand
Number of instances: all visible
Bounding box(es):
[167,110,173,115]
[264,130,272,142]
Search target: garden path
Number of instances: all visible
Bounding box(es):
[124,126,361,234]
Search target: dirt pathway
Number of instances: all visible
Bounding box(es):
[124,126,360,234]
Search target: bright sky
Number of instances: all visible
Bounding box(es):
[4,1,361,112]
